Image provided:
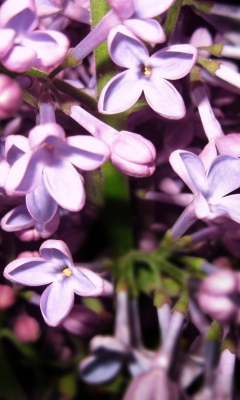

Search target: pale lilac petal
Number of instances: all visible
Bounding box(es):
[5,149,43,196]
[132,0,176,19]
[189,27,212,58]
[5,135,30,165]
[108,25,148,68]
[4,257,56,286]
[40,280,74,326]
[143,77,185,119]
[1,204,34,231]
[124,18,166,44]
[216,134,240,158]
[35,209,60,238]
[0,155,10,186]
[180,152,207,193]
[0,29,15,58]
[98,70,142,114]
[22,30,69,68]
[39,239,73,266]
[71,267,104,296]
[34,0,62,17]
[59,135,110,170]
[211,195,240,223]
[193,192,210,220]
[28,123,65,149]
[0,0,37,34]
[80,353,123,384]
[111,154,155,177]
[207,156,240,200]
[43,159,85,211]
[26,179,58,223]
[1,45,37,72]
[107,0,134,19]
[199,140,218,171]
[150,45,198,80]
[169,151,199,194]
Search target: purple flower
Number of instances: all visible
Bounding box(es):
[169,147,240,237]
[4,239,105,326]
[98,26,198,118]
[4,123,110,212]
[0,0,69,72]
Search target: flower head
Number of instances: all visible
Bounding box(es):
[98,26,198,118]
[4,239,105,326]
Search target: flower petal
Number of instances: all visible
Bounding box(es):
[5,134,30,165]
[0,29,15,58]
[43,159,85,211]
[132,0,175,18]
[35,208,60,238]
[4,257,56,286]
[1,204,34,232]
[169,150,200,194]
[124,18,166,44]
[108,25,149,68]
[71,267,104,296]
[180,152,207,194]
[211,194,240,223]
[207,155,240,201]
[1,45,37,73]
[26,178,58,223]
[79,353,123,384]
[0,0,37,34]
[60,135,110,170]
[150,45,198,80]
[216,134,240,158]
[40,280,74,326]
[22,30,69,68]
[143,77,185,119]
[108,0,134,19]
[5,149,43,196]
[98,69,142,114]
[40,239,73,266]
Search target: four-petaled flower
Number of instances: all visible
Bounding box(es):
[98,26,198,119]
[4,240,104,326]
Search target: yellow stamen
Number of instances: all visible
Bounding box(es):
[63,267,72,277]
[141,65,152,77]
[44,142,55,150]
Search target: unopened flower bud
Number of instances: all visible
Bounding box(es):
[0,74,22,119]
[14,315,41,343]
[0,284,16,310]
[111,131,156,177]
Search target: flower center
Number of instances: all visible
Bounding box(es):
[62,267,72,277]
[140,65,152,77]
[44,142,55,151]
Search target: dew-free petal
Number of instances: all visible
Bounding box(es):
[39,239,73,266]
[143,77,185,119]
[1,45,37,72]
[124,18,166,44]
[99,69,142,114]
[1,204,34,232]
[132,0,176,19]
[72,267,104,296]
[40,280,74,326]
[80,353,123,384]
[26,178,58,223]
[4,258,56,286]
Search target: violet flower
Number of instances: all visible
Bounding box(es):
[4,239,105,326]
[169,147,240,237]
[0,0,69,72]
[98,26,198,118]
[70,0,175,62]
[4,122,110,212]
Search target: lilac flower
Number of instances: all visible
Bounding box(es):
[4,240,104,326]
[0,74,22,119]
[0,0,69,72]
[169,148,240,237]
[70,0,175,62]
[4,123,110,212]
[98,27,198,118]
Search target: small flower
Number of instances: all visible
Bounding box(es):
[98,26,198,118]
[4,240,105,326]
[0,0,69,72]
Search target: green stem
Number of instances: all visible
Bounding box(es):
[164,0,182,42]
[91,0,133,258]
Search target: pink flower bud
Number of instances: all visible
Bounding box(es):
[0,74,22,119]
[111,131,156,177]
[13,315,41,342]
[200,270,238,296]
[0,284,16,310]
[15,228,41,241]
